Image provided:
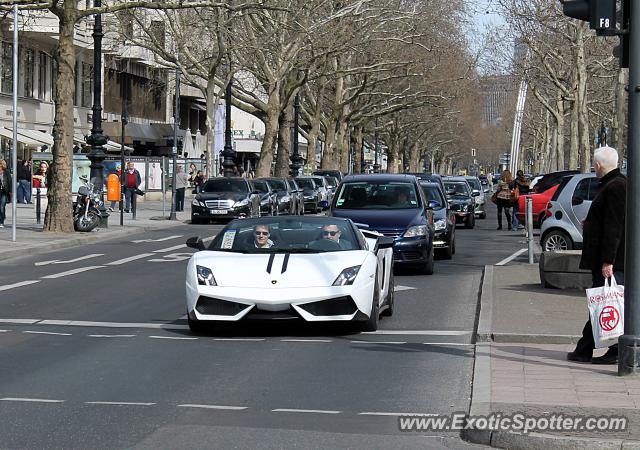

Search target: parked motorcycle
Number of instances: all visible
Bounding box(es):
[73,181,102,232]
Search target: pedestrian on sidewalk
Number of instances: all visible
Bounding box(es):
[174,165,190,212]
[123,162,141,213]
[0,159,12,228]
[512,170,530,230]
[16,159,32,204]
[568,146,626,365]
[495,170,513,231]
[108,164,122,212]
[191,170,204,194]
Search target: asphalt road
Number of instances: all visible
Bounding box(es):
[0,203,526,450]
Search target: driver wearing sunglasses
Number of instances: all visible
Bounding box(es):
[253,224,274,248]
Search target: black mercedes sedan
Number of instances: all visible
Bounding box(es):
[191,178,261,224]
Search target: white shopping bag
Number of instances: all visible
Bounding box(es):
[586,275,625,348]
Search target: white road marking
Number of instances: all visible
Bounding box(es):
[0,397,64,403]
[422,342,474,346]
[152,244,186,253]
[23,331,72,336]
[149,335,198,340]
[281,339,332,343]
[86,401,156,406]
[89,334,136,338]
[358,412,437,417]
[495,248,527,266]
[148,252,193,263]
[41,266,104,279]
[361,330,470,336]
[132,235,183,243]
[35,254,104,266]
[0,330,8,333]
[272,408,341,414]
[213,338,265,342]
[178,404,248,411]
[0,280,40,291]
[34,320,189,330]
[0,319,40,324]
[106,253,154,265]
[350,341,406,345]
[394,285,417,292]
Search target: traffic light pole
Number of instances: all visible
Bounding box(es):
[619,0,640,376]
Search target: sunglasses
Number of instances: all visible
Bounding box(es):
[323,230,339,236]
[255,231,270,236]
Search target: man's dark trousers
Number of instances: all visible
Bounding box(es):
[574,270,624,356]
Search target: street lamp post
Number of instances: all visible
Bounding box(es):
[290,93,303,177]
[169,68,180,220]
[222,77,235,178]
[373,117,380,173]
[85,0,108,228]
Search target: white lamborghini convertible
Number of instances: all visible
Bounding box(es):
[185,216,395,332]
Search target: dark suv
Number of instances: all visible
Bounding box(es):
[191,178,261,223]
[330,174,435,274]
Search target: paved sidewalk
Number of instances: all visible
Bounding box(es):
[466,263,640,449]
[1,199,190,261]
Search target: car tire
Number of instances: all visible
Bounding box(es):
[188,316,209,334]
[465,214,475,229]
[442,239,453,260]
[191,216,201,224]
[452,233,456,254]
[381,271,394,317]
[542,229,574,252]
[480,212,486,219]
[421,246,435,275]
[361,275,380,332]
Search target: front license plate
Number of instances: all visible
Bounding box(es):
[210,209,227,214]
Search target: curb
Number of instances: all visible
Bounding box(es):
[1,220,188,262]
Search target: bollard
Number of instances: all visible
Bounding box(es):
[132,190,137,220]
[36,188,41,225]
[526,197,534,264]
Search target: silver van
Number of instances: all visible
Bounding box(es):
[540,173,598,251]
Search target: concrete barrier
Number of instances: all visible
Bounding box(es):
[539,250,591,290]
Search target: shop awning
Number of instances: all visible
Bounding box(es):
[102,122,163,144]
[0,127,43,147]
[14,128,54,146]
[234,139,262,153]
[74,132,133,153]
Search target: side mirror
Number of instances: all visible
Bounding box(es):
[572,196,584,206]
[374,235,395,252]
[427,200,441,209]
[186,236,206,251]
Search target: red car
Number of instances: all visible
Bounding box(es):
[516,184,559,228]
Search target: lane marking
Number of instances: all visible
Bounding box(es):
[350,341,406,345]
[358,412,437,417]
[0,319,40,324]
[41,266,104,279]
[281,339,332,343]
[0,280,40,292]
[495,248,527,266]
[132,235,183,243]
[213,338,265,342]
[422,342,474,346]
[89,334,136,338]
[272,408,341,414]
[394,285,417,292]
[35,254,104,266]
[23,331,72,336]
[178,404,248,411]
[149,335,198,340]
[106,253,154,266]
[0,397,64,403]
[0,330,8,333]
[85,401,156,406]
[34,320,189,330]
[152,244,186,253]
[361,330,471,336]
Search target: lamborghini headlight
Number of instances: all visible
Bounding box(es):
[434,219,446,231]
[332,265,361,286]
[403,225,427,238]
[196,265,217,286]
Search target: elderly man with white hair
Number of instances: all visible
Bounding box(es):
[568,145,626,365]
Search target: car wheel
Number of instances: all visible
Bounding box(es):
[191,216,201,224]
[542,230,573,252]
[381,271,394,317]
[465,215,475,229]
[451,232,456,254]
[420,246,435,275]
[442,238,453,260]
[480,212,486,219]
[299,204,305,215]
[361,274,380,332]
[188,316,209,334]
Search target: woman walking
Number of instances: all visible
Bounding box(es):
[496,170,513,231]
[0,159,12,228]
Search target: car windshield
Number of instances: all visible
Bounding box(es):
[326,177,337,188]
[296,178,316,190]
[253,181,269,193]
[444,181,470,197]
[311,177,325,187]
[466,178,481,191]
[421,184,445,207]
[208,217,360,253]
[267,179,287,191]
[335,181,420,209]
[202,179,248,194]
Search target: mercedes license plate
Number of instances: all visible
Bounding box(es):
[210,209,227,214]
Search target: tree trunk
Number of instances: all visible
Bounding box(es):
[353,126,363,173]
[204,76,220,178]
[614,69,628,153]
[408,142,420,172]
[320,119,338,170]
[575,24,591,173]
[569,94,579,170]
[555,95,566,171]
[256,96,281,177]
[387,138,400,174]
[337,119,350,173]
[275,99,293,178]
[45,6,76,233]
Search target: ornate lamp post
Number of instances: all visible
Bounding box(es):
[85,0,108,227]
[373,117,380,173]
[222,75,235,178]
[289,92,303,177]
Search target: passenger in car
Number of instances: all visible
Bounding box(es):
[253,224,274,248]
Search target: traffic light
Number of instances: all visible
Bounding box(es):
[613,0,630,68]
[562,0,616,35]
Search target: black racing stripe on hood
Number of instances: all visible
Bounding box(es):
[266,253,275,274]
[281,253,290,274]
